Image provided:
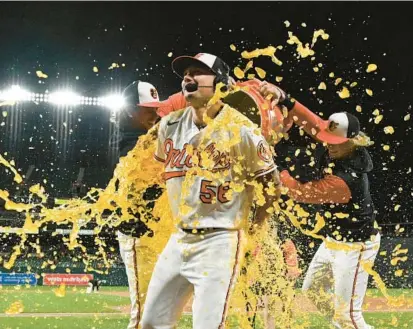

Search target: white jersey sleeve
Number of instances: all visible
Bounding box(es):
[154,117,167,163]
[241,128,276,180]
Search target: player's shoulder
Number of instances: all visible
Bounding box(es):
[224,105,262,138]
[161,107,187,121]
[224,105,255,128]
[159,107,190,128]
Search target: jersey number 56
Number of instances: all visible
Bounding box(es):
[199,180,230,204]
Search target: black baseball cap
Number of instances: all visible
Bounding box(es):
[316,112,361,144]
[122,80,162,108]
[172,53,230,79]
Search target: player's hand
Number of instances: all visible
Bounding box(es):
[257,80,286,104]
[228,76,237,91]
[252,245,262,258]
[286,265,302,280]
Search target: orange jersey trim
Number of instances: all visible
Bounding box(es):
[163,171,187,181]
[154,154,166,163]
[280,170,351,204]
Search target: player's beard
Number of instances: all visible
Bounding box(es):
[186,92,213,109]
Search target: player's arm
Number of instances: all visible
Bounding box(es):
[156,92,187,117]
[258,81,327,137]
[251,169,281,229]
[282,239,302,279]
[242,128,282,231]
[280,169,351,204]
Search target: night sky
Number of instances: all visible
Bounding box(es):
[0,2,412,229]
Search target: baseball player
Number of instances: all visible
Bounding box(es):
[114,80,173,329]
[140,53,281,329]
[154,78,285,145]
[87,278,101,293]
[261,81,380,329]
[152,76,300,329]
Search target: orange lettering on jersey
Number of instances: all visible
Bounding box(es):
[164,139,180,167]
[171,143,189,169]
[163,139,230,171]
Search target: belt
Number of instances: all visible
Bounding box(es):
[181,228,222,234]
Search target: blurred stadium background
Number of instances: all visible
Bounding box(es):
[0,99,411,329]
[1,97,411,289]
[0,2,412,328]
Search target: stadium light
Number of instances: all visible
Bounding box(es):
[0,85,126,111]
[0,85,32,102]
[48,91,82,106]
[100,94,125,111]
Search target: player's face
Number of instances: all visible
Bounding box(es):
[182,66,215,104]
[327,140,355,159]
[135,106,160,131]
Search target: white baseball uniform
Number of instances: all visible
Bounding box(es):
[118,231,160,329]
[302,233,380,329]
[140,105,276,329]
[118,231,142,329]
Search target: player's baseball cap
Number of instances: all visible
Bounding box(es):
[122,80,162,108]
[172,53,230,80]
[316,112,361,144]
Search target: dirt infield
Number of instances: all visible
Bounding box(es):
[101,291,413,314]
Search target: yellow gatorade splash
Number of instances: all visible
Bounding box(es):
[0,154,23,183]
[287,32,315,58]
[338,86,350,99]
[255,67,267,79]
[366,63,378,73]
[234,66,245,79]
[0,127,169,268]
[287,29,329,59]
[53,284,66,297]
[0,101,398,328]
[234,61,254,80]
[4,300,24,314]
[241,46,283,66]
[311,29,330,47]
[0,29,408,329]
[154,85,299,327]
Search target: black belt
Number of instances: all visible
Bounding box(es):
[181,228,222,234]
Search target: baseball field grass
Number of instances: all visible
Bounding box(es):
[0,286,412,329]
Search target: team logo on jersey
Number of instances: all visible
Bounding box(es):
[163,139,230,171]
[150,88,158,99]
[257,141,272,163]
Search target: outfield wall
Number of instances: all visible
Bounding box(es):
[0,236,411,288]
[0,263,128,286]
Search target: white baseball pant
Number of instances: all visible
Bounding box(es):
[118,231,145,329]
[140,229,243,329]
[302,233,380,329]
